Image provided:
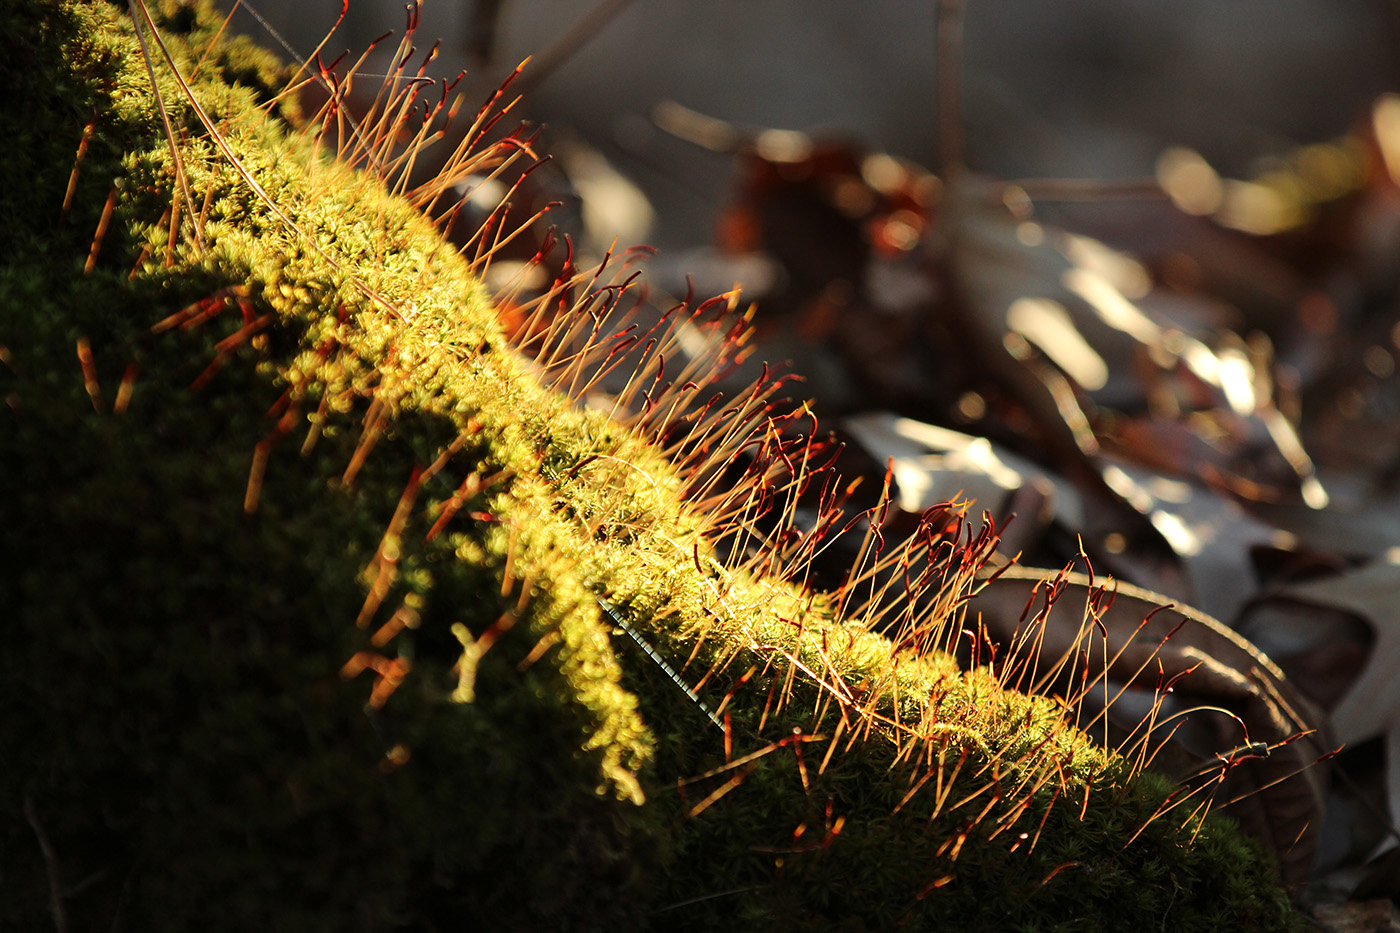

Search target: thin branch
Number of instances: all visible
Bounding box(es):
[514,0,637,97]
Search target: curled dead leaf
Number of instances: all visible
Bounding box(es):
[965,559,1329,889]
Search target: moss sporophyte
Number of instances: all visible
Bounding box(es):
[0,0,1306,929]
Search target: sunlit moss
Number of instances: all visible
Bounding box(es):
[0,1,1302,930]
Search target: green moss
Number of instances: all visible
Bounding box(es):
[0,1,1302,930]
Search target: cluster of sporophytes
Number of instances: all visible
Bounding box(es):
[1,0,1304,929]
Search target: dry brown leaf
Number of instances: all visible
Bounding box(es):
[1241,560,1400,876]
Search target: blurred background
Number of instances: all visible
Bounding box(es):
[237,0,1399,251]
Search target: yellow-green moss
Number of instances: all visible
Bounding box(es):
[0,1,1302,930]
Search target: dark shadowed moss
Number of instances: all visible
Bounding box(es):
[0,1,1303,930]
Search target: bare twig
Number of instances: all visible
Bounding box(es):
[1010,177,1167,202]
[514,0,637,97]
[465,0,507,68]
